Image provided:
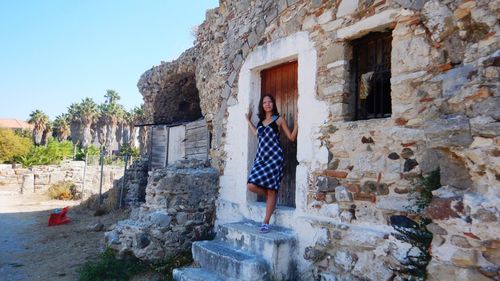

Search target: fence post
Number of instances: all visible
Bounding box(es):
[119,154,129,208]
[81,152,88,201]
[98,149,105,207]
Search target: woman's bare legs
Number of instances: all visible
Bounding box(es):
[264,189,277,224]
[247,183,277,225]
[247,183,266,197]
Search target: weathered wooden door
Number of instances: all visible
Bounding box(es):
[167,125,186,165]
[150,125,168,169]
[260,61,298,207]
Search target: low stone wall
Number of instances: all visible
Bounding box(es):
[0,164,25,186]
[0,161,124,197]
[105,160,219,260]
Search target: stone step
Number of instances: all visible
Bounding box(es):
[173,267,238,281]
[192,240,270,281]
[217,221,296,280]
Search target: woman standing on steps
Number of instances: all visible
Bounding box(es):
[245,94,298,233]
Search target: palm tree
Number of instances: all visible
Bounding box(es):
[96,104,107,147]
[53,114,71,142]
[132,105,145,150]
[77,98,100,147]
[67,102,82,146]
[28,110,49,145]
[101,90,124,154]
[41,120,53,145]
[104,89,120,105]
[121,109,133,147]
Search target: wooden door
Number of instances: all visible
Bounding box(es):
[167,125,186,165]
[260,61,298,207]
[150,125,168,169]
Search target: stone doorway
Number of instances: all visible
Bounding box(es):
[218,32,328,217]
[260,61,298,207]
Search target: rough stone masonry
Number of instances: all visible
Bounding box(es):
[105,160,219,260]
[135,0,499,280]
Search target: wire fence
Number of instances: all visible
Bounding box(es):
[85,154,139,167]
[81,151,140,209]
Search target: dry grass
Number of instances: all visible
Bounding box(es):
[47,181,81,200]
[77,185,121,215]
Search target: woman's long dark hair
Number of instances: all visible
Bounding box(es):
[258,94,279,121]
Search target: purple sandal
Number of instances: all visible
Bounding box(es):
[259,223,270,233]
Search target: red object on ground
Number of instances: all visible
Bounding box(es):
[48,206,71,226]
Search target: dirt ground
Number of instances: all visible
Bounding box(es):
[0,184,129,281]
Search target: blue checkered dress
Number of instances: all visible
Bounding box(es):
[247,115,284,190]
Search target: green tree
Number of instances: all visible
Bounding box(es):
[101,90,125,154]
[130,105,145,149]
[77,98,100,147]
[67,102,82,146]
[104,89,120,105]
[28,110,49,145]
[133,105,147,155]
[0,129,33,163]
[41,120,53,145]
[53,114,71,142]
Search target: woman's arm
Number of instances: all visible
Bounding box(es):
[278,114,298,142]
[246,110,257,136]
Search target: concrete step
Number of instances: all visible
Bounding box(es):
[217,221,296,280]
[173,267,238,281]
[192,240,270,281]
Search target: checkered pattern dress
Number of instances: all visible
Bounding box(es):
[247,116,284,190]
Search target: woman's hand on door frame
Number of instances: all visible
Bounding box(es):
[246,109,257,136]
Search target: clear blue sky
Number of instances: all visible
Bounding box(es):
[0,0,219,120]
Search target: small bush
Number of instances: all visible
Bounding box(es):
[78,248,193,281]
[118,144,140,158]
[48,181,81,200]
[150,251,193,280]
[415,169,441,213]
[78,248,147,281]
[75,145,101,161]
[18,138,74,167]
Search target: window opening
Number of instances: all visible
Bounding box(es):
[351,31,392,120]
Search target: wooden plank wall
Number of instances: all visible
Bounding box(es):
[185,119,209,161]
[149,119,209,170]
[150,125,169,169]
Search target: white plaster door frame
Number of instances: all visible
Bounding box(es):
[221,31,329,216]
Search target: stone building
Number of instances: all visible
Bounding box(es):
[135,0,499,280]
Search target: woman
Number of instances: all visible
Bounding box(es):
[245,94,298,233]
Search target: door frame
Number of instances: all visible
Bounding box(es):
[219,32,329,219]
[259,61,298,207]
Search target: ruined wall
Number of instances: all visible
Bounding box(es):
[120,159,149,208]
[105,160,219,260]
[192,0,499,280]
[137,48,201,125]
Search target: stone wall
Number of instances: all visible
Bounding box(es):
[105,160,219,260]
[0,164,25,186]
[0,161,125,197]
[188,0,499,280]
[119,159,149,208]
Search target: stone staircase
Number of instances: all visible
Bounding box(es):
[173,220,296,281]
